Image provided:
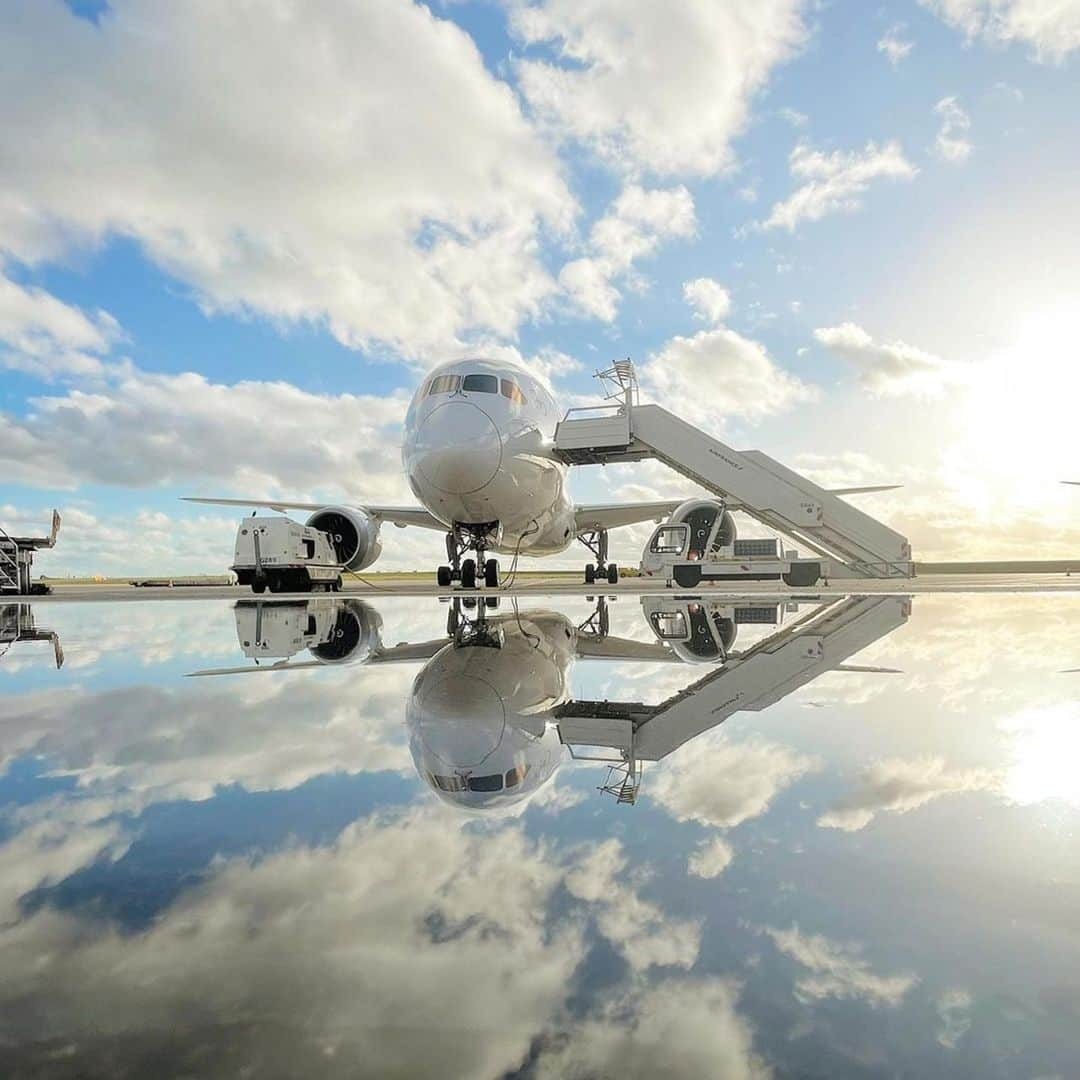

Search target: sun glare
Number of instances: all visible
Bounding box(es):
[1001,703,1080,809]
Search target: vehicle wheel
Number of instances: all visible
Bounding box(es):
[252,580,266,594]
[268,576,283,593]
[484,558,499,588]
[437,565,452,588]
[332,577,342,592]
[584,564,596,585]
[607,563,619,585]
[462,595,477,609]
[461,558,477,589]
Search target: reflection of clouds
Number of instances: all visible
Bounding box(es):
[817,755,1001,832]
[565,839,701,971]
[534,978,769,1080]
[936,988,973,1049]
[0,811,771,1077]
[649,733,818,829]
[688,836,734,879]
[0,810,580,1078]
[0,667,415,806]
[0,816,128,922]
[764,925,918,1008]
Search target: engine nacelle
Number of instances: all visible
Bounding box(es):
[306,506,382,571]
[310,600,384,666]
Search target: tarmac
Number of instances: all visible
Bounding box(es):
[20,572,1080,603]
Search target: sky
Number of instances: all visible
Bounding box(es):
[2,0,1080,574]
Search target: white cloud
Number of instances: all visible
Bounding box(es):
[510,0,807,176]
[877,24,914,65]
[813,322,963,397]
[0,366,410,499]
[764,924,919,1008]
[920,0,1080,62]
[0,273,121,380]
[565,840,701,970]
[682,278,732,324]
[0,1,576,360]
[639,326,819,428]
[760,141,917,231]
[936,988,974,1048]
[533,978,770,1080]
[687,836,735,879]
[649,735,818,828]
[560,185,695,321]
[934,96,973,162]
[817,756,1000,832]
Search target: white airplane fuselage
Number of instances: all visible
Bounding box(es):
[402,358,576,555]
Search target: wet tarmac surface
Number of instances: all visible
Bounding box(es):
[2,591,1079,1077]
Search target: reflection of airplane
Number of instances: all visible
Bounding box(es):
[0,603,63,668]
[192,593,907,810]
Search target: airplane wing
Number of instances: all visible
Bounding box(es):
[1064,481,1080,486]
[186,639,446,678]
[181,497,444,531]
[575,635,677,662]
[828,485,902,496]
[574,501,684,533]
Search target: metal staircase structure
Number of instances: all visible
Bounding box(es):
[0,603,64,668]
[553,362,913,579]
[0,511,61,595]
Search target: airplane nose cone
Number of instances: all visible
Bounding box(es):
[414,672,506,768]
[413,401,502,495]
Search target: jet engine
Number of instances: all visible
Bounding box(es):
[306,506,382,571]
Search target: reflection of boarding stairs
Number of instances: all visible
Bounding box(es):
[553,362,913,579]
[556,595,910,805]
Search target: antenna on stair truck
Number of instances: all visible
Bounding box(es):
[594,358,639,410]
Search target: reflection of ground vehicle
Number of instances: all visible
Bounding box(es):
[232,517,344,594]
[641,595,788,663]
[640,498,822,588]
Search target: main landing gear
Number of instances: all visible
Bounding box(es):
[578,528,619,585]
[437,527,500,590]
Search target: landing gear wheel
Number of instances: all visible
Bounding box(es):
[332,577,342,593]
[461,558,477,589]
[251,579,266,594]
[484,595,499,609]
[607,563,619,585]
[437,565,452,588]
[584,564,596,585]
[484,558,499,588]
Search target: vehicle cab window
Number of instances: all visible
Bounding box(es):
[650,525,688,555]
[462,373,498,393]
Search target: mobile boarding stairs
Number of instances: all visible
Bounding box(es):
[0,511,60,596]
[553,362,913,582]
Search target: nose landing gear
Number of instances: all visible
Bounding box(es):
[437,526,500,590]
[579,528,619,585]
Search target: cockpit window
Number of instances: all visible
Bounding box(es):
[466,773,503,792]
[462,373,498,394]
[505,764,530,788]
[430,773,466,792]
[426,374,461,396]
[500,379,527,405]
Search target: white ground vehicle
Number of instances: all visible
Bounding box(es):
[232,516,344,594]
[639,498,824,588]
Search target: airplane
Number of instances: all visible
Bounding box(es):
[190,592,908,811]
[184,356,896,587]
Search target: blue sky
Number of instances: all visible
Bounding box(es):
[2,0,1079,572]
